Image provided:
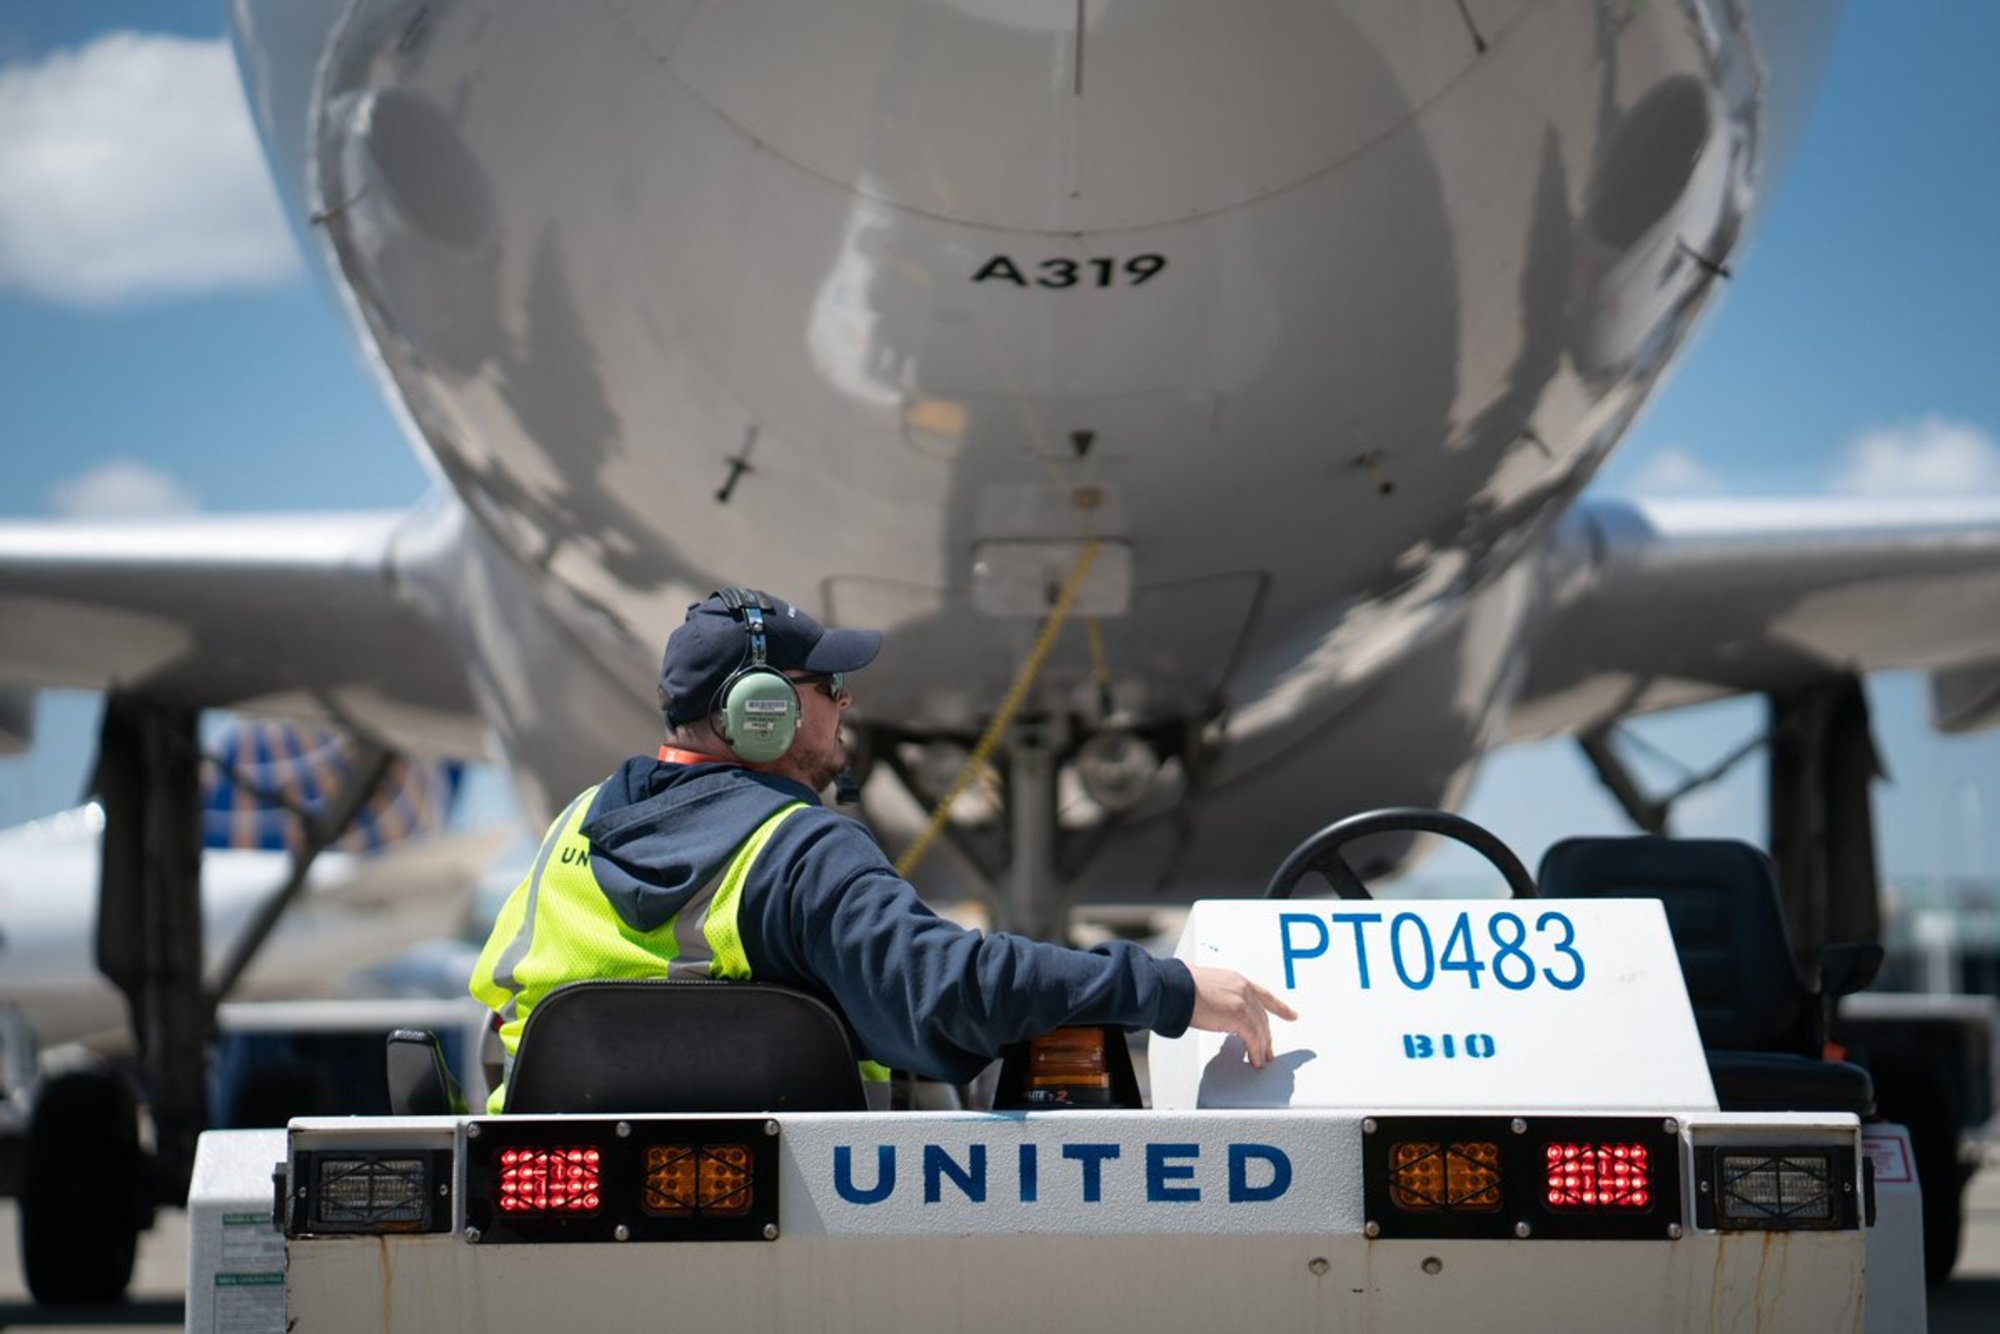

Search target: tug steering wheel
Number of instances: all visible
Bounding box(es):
[1262,807,1539,901]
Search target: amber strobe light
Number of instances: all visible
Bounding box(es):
[497,1146,602,1214]
[643,1144,755,1217]
[1027,1028,1113,1090]
[1544,1142,1653,1210]
[1389,1141,1504,1213]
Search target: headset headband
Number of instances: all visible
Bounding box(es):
[715,587,776,671]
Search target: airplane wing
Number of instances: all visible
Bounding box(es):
[1510,496,2000,739]
[0,507,483,756]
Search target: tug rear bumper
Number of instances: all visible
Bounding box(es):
[189,1108,1896,1333]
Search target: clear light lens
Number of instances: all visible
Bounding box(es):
[1717,1153,1835,1223]
[1389,1141,1503,1213]
[315,1156,428,1226]
[497,1146,602,1214]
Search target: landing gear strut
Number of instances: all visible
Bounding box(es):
[1768,678,1971,1284]
[1766,676,1883,970]
[1006,721,1064,942]
[19,695,205,1304]
[19,694,398,1305]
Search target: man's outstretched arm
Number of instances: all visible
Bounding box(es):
[788,852,1298,1077]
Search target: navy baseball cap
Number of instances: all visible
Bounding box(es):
[659,591,882,727]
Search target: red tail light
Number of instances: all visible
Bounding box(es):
[497,1146,602,1214]
[1544,1142,1652,1210]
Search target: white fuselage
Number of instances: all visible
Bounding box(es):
[230,0,1839,897]
[0,807,487,1048]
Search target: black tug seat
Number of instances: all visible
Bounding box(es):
[387,981,867,1116]
[505,981,866,1114]
[1537,837,1881,1117]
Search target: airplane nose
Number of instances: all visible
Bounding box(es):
[626,0,1497,231]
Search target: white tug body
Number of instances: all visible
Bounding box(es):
[188,896,1923,1332]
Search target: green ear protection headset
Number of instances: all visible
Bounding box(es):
[710,587,801,764]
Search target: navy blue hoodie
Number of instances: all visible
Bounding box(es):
[580,756,1196,1083]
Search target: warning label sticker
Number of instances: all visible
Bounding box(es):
[213,1272,283,1334]
[1862,1128,1914,1185]
[215,1213,285,1333]
[220,1212,284,1270]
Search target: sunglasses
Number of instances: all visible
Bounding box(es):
[788,671,848,704]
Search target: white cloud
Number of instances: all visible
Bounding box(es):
[1828,416,2000,497]
[49,459,202,518]
[1627,447,1727,495]
[0,32,299,306]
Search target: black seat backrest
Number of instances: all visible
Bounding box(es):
[1537,837,1811,1054]
[504,980,866,1114]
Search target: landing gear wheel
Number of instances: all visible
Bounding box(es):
[1263,806,1539,900]
[20,1069,149,1305]
[1871,1051,1965,1284]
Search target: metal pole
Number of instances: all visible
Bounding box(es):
[1007,721,1062,941]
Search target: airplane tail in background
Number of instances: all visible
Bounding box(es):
[202,719,464,855]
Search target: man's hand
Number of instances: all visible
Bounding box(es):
[1187,966,1299,1067]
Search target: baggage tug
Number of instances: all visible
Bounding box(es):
[187,815,1925,1332]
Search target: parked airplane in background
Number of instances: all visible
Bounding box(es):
[0,717,499,1300]
[0,0,1997,1302]
[0,825,493,1058]
[0,719,490,1049]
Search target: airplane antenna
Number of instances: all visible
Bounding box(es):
[1453,0,1489,54]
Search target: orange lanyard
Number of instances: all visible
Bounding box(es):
[657,745,737,767]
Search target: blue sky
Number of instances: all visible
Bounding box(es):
[0,1,1996,891]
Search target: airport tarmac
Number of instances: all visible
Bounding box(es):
[0,1159,1994,1331]
[1930,1157,2000,1332]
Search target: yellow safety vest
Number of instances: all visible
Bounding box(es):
[470,785,890,1111]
